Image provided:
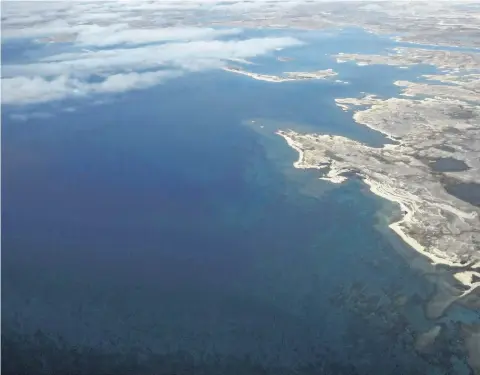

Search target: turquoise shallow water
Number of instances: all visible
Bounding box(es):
[2,28,474,374]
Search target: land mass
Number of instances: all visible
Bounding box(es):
[336,48,480,72]
[277,47,480,321]
[210,2,480,49]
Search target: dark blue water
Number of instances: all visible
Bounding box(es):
[2,28,472,375]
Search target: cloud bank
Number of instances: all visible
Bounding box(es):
[1,0,304,105]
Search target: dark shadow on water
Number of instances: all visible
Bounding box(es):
[1,329,427,375]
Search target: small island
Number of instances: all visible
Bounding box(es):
[223,65,337,82]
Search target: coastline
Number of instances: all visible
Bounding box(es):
[276,130,480,299]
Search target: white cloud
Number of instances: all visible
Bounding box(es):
[9,112,53,122]
[75,26,242,47]
[2,20,242,47]
[89,70,183,93]
[2,75,86,104]
[5,37,301,76]
[2,36,302,104]
[1,70,183,105]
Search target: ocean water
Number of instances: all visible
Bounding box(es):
[2,28,472,374]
